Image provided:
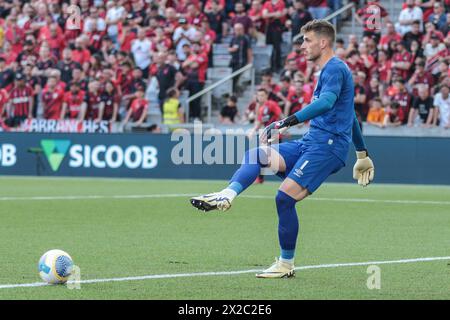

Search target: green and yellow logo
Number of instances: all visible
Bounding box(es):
[40,140,71,172]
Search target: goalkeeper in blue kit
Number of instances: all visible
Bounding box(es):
[190,20,375,278]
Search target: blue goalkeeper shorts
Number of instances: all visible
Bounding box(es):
[271,138,346,193]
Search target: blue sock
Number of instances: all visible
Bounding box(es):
[275,190,299,260]
[228,148,268,195]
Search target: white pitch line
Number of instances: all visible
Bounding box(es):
[0,256,449,289]
[0,193,449,206]
[243,195,450,206]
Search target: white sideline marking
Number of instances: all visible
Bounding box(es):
[1,256,449,289]
[0,193,450,206]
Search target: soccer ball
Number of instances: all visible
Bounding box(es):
[38,249,74,284]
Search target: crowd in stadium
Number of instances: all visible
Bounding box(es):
[0,0,448,132]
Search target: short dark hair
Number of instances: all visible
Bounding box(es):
[166,87,178,98]
[229,95,237,103]
[300,19,336,45]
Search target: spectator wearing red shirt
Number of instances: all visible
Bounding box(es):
[422,21,445,47]
[101,81,119,122]
[204,0,225,11]
[280,58,300,80]
[392,42,412,79]
[356,0,390,42]
[46,69,66,93]
[408,60,434,96]
[6,73,33,127]
[262,0,287,71]
[22,62,42,118]
[84,81,104,122]
[16,39,39,68]
[366,77,382,103]
[71,36,92,66]
[380,22,403,51]
[186,3,206,25]
[384,101,405,127]
[0,41,18,67]
[28,4,50,35]
[0,88,9,124]
[70,67,89,93]
[346,50,365,74]
[152,26,173,52]
[191,42,209,84]
[358,42,376,82]
[4,15,25,58]
[122,85,148,127]
[353,71,368,121]
[117,61,134,97]
[88,22,106,54]
[286,77,312,116]
[39,22,65,59]
[248,0,265,42]
[42,75,65,120]
[251,87,283,186]
[253,87,282,129]
[259,70,284,104]
[119,19,137,52]
[391,78,411,124]
[200,19,217,49]
[377,50,392,85]
[61,82,86,120]
[286,41,308,75]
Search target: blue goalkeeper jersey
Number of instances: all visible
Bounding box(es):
[305,56,355,162]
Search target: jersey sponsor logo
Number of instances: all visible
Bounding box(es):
[12,97,29,104]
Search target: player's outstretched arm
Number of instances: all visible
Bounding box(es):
[352,114,375,186]
[260,92,337,143]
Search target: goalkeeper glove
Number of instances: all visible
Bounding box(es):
[353,150,375,187]
[259,114,299,144]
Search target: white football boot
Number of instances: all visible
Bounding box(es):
[190,192,232,212]
[256,258,295,278]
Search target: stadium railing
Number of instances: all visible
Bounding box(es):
[184,63,255,123]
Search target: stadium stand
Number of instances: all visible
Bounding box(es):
[0,0,448,133]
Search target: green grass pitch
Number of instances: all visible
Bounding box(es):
[0,176,449,299]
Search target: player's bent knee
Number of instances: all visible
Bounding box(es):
[275,190,297,209]
[279,178,310,201]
